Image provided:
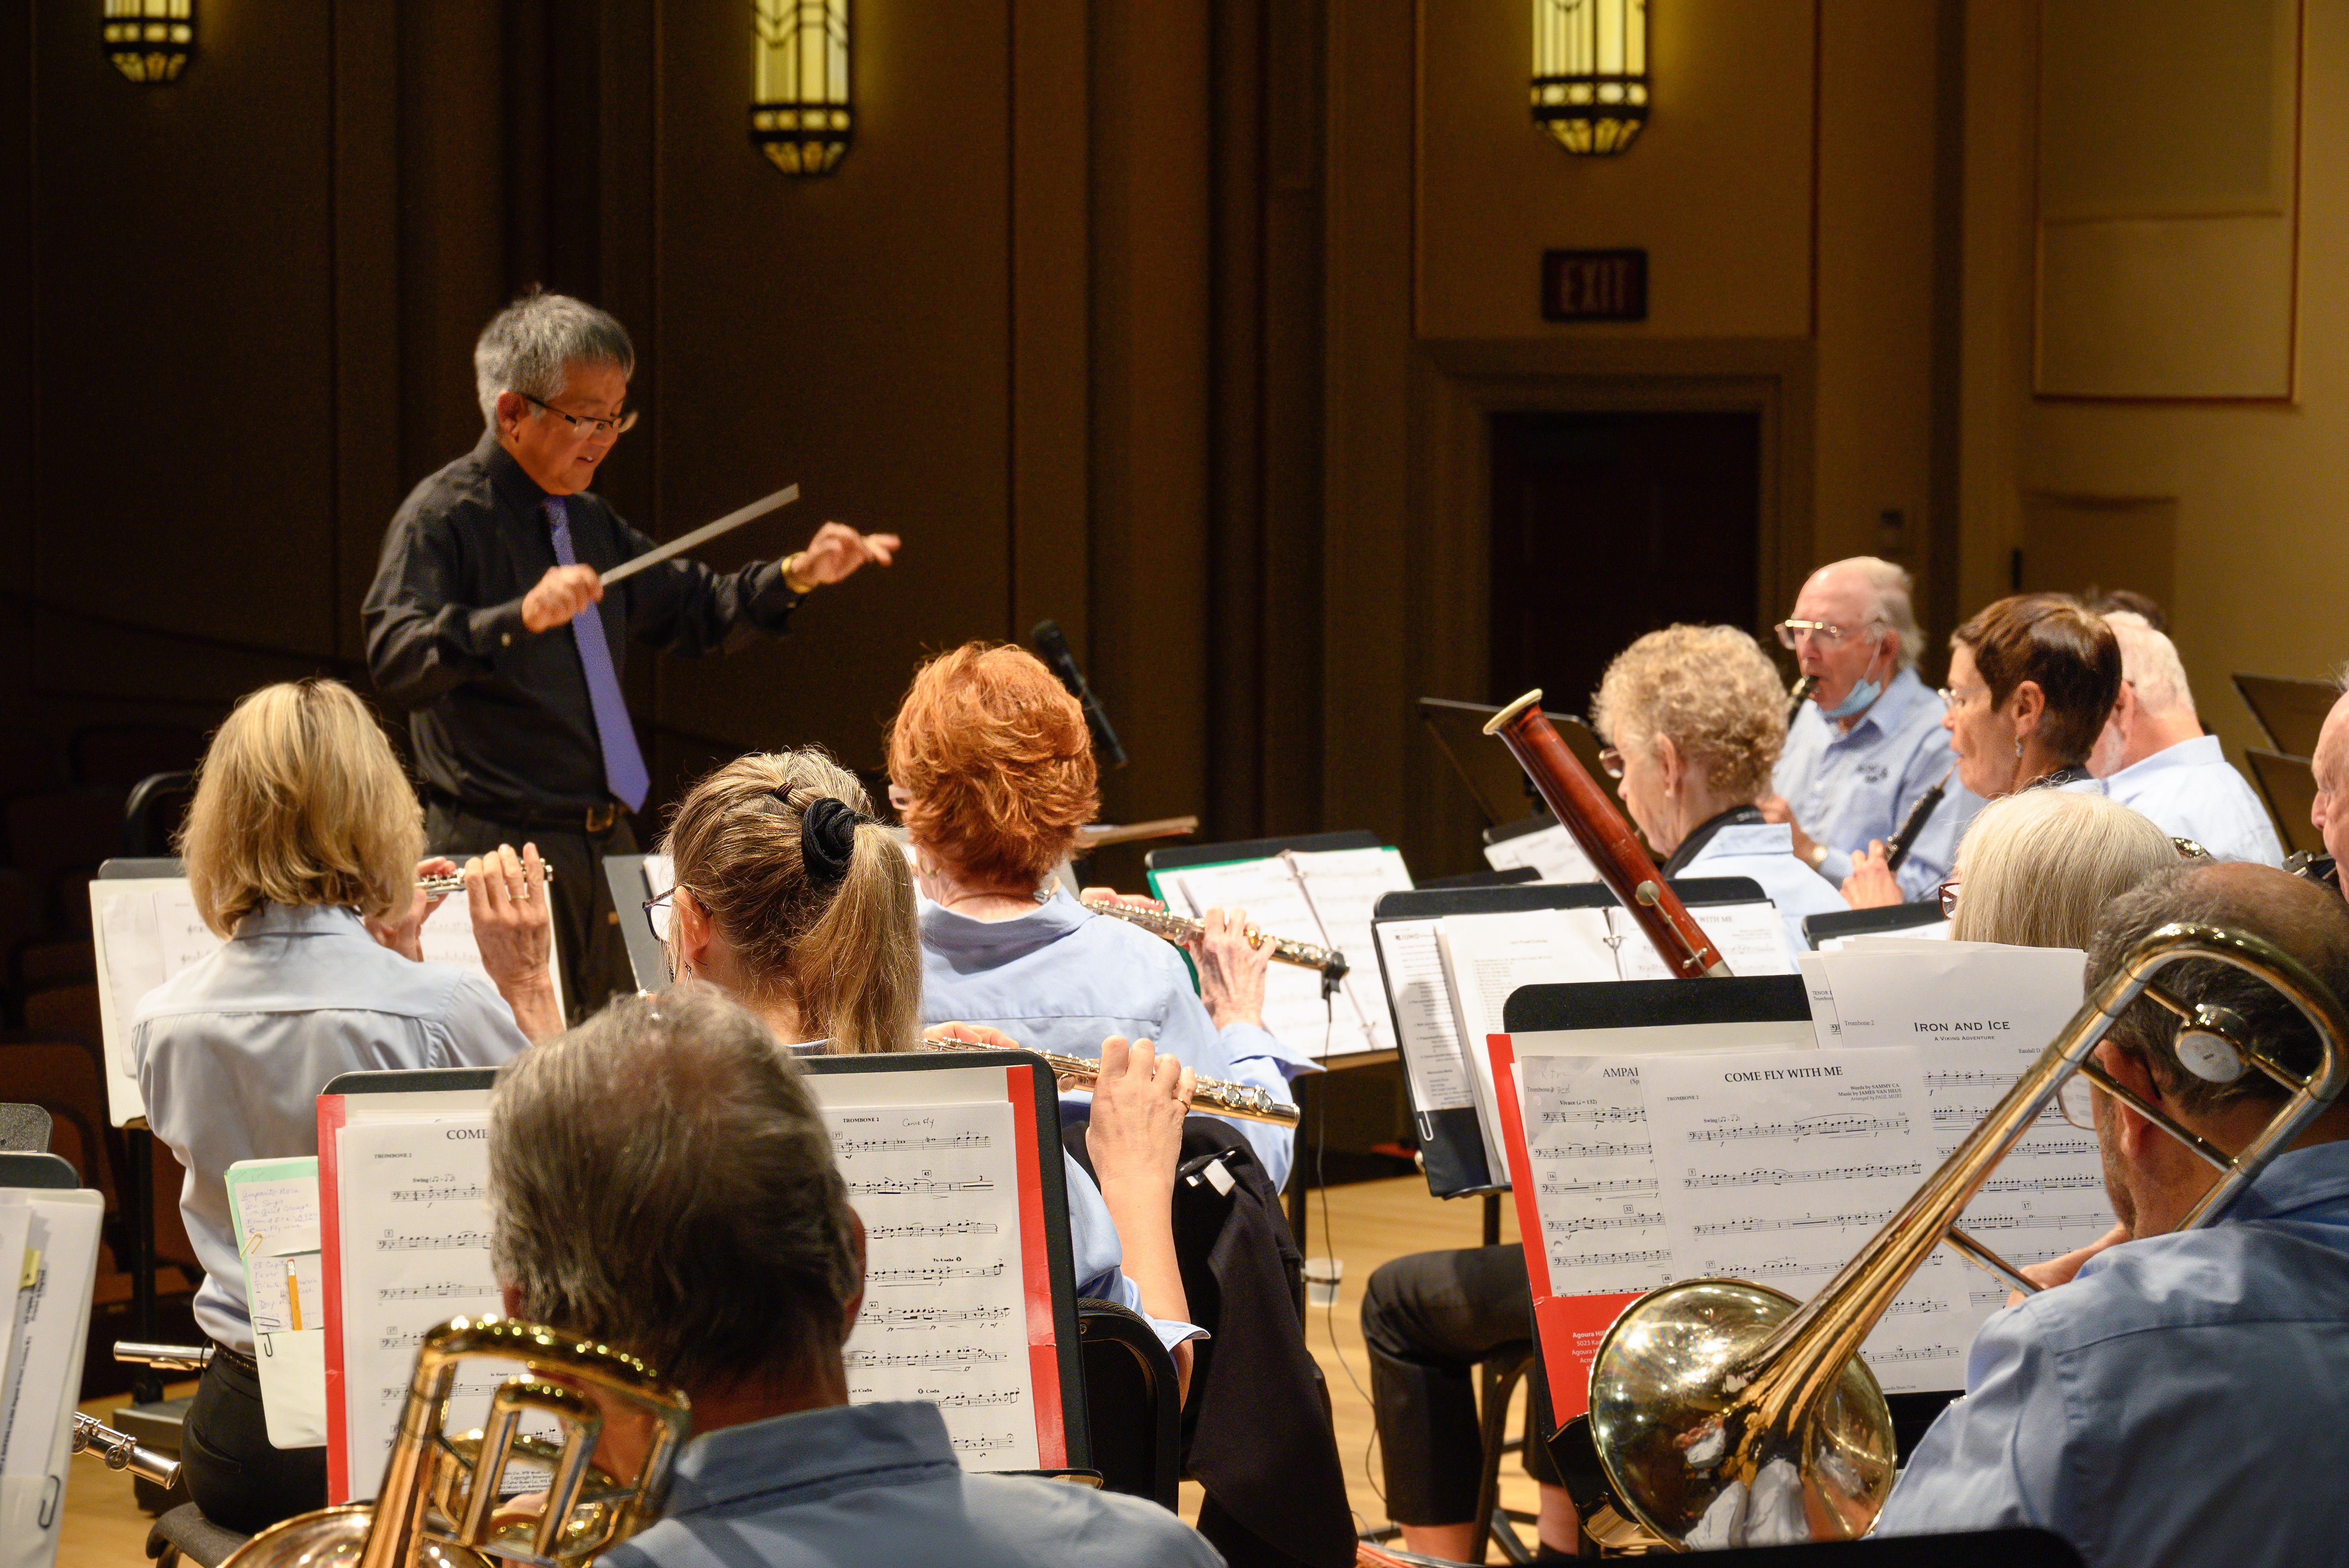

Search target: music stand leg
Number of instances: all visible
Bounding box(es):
[127,1128,163,1404]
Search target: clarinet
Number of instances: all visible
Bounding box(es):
[1787,674,1819,725]
[1882,766,1954,874]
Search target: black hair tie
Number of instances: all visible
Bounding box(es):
[800,796,863,887]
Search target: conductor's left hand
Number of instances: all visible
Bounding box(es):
[366,856,458,962]
[790,521,900,586]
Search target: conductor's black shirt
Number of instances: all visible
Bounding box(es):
[363,432,799,818]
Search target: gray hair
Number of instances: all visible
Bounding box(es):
[488,986,859,1390]
[1950,788,2178,949]
[1844,556,1925,674]
[472,291,636,426]
[2087,863,2349,1116]
[2104,610,2196,720]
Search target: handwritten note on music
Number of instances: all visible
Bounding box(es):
[826,1099,1037,1469]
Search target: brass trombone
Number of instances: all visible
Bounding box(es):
[222,1316,690,1568]
[1584,921,2349,1550]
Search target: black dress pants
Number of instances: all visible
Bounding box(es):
[425,799,640,1019]
[181,1349,328,1536]
[1360,1242,1561,1525]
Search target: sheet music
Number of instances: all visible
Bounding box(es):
[228,1159,328,1447]
[1637,1049,1973,1390]
[1482,822,1603,884]
[416,896,566,1018]
[1371,920,1477,1114]
[1518,1056,1678,1297]
[1611,902,1794,982]
[1287,846,1417,1054]
[1439,910,1620,1172]
[1166,859,1355,1050]
[0,1190,104,1568]
[826,1100,1039,1469]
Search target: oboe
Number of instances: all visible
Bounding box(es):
[417,866,557,897]
[1881,766,1954,874]
[1078,895,1349,984]
[922,1034,1301,1127]
[1787,673,1819,725]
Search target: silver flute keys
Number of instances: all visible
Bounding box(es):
[1077,896,1349,983]
[417,866,558,897]
[921,1035,1302,1128]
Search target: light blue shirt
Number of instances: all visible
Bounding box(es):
[1876,1140,2349,1568]
[132,902,529,1352]
[600,1400,1226,1568]
[1060,1149,1204,1354]
[1672,820,1852,957]
[1773,667,1983,902]
[918,890,1311,1187]
[2103,734,2285,866]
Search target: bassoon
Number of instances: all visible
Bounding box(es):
[1482,690,1731,978]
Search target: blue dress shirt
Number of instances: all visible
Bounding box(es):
[1773,668,1984,902]
[599,1400,1226,1568]
[2102,734,2285,866]
[132,902,529,1352]
[918,891,1312,1187]
[1673,821,1852,957]
[1875,1140,2349,1568]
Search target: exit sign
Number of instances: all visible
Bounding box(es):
[1542,249,1647,322]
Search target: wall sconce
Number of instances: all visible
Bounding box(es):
[103,0,195,84]
[1531,0,1647,155]
[751,0,852,176]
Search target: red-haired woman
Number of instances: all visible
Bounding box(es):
[886,644,1308,1183]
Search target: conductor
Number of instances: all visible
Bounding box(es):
[363,291,898,1009]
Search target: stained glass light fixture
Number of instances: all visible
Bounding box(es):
[1531,0,1647,155]
[751,0,852,176]
[103,0,195,84]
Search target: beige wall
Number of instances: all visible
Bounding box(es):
[1960,0,2347,782]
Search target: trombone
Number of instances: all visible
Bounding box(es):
[1583,921,2349,1550]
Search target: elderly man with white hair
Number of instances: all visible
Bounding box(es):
[1761,556,1983,903]
[2088,611,2281,866]
[363,290,900,1009]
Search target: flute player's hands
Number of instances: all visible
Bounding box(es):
[1191,906,1271,1032]
[522,565,603,632]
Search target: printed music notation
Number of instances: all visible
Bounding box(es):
[376,1281,494,1303]
[1881,1296,1947,1319]
[865,1305,1013,1330]
[1546,1212,1665,1238]
[865,1220,1001,1241]
[933,1390,1021,1409]
[1952,1211,2111,1233]
[1706,1257,1814,1279]
[868,1261,1007,1287]
[1549,1247,1672,1270]
[950,1433,1017,1455]
[1538,1105,1647,1125]
[848,1177,997,1198]
[1683,1162,1923,1189]
[847,1346,1009,1371]
[376,1228,490,1251]
[1539,1139,1648,1160]
[835,1131,993,1155]
[1537,1176,1659,1198]
[1691,1211,1886,1237]
[1682,1114,1909,1146]
[387,1184,486,1203]
[1868,1345,1962,1364]
[1978,1172,2099,1192]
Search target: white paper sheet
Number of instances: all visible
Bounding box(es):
[828,1100,1039,1468]
[1795,953,1843,1047]
[0,1203,30,1474]
[0,1190,104,1568]
[1518,1056,1677,1298]
[1166,859,1346,1049]
[1371,920,1477,1114]
[1611,902,1795,982]
[1439,909,1621,1173]
[228,1159,328,1447]
[1287,846,1418,1054]
[1482,822,1603,884]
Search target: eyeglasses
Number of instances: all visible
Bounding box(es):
[643,888,677,942]
[1773,618,1878,651]
[520,391,639,441]
[1937,877,1961,919]
[1598,746,1625,779]
[2053,1072,2101,1132]
[1937,682,1987,713]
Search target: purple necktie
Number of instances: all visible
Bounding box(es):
[545,497,650,813]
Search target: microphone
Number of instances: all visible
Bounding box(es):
[1031,620,1128,768]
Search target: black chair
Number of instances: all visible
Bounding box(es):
[1467,1345,1540,1564]
[123,772,197,859]
[146,1502,251,1568]
[0,1149,77,1187]
[1076,1297,1182,1510]
[0,1101,50,1152]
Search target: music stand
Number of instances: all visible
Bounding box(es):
[1802,901,1949,950]
[2245,747,2324,857]
[604,852,671,992]
[1419,698,1627,829]
[2231,673,2336,758]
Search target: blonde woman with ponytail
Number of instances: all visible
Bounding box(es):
[658,748,1203,1392]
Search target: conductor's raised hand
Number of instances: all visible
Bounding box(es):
[522,564,604,633]
[1084,1035,1195,1196]
[1190,905,1271,1031]
[365,856,458,962]
[788,521,901,588]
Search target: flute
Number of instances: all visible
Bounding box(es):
[921,1034,1301,1128]
[417,866,557,897]
[1078,895,1349,983]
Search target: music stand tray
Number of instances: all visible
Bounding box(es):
[2231,673,2335,758]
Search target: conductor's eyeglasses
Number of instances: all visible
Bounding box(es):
[520,391,639,440]
[1774,618,1852,650]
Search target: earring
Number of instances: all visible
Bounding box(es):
[2014,736,2024,759]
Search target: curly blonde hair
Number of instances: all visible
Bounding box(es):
[884,644,1099,889]
[1590,624,1787,803]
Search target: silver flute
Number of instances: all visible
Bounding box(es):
[1078,895,1349,983]
[922,1035,1301,1128]
[418,866,558,897]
